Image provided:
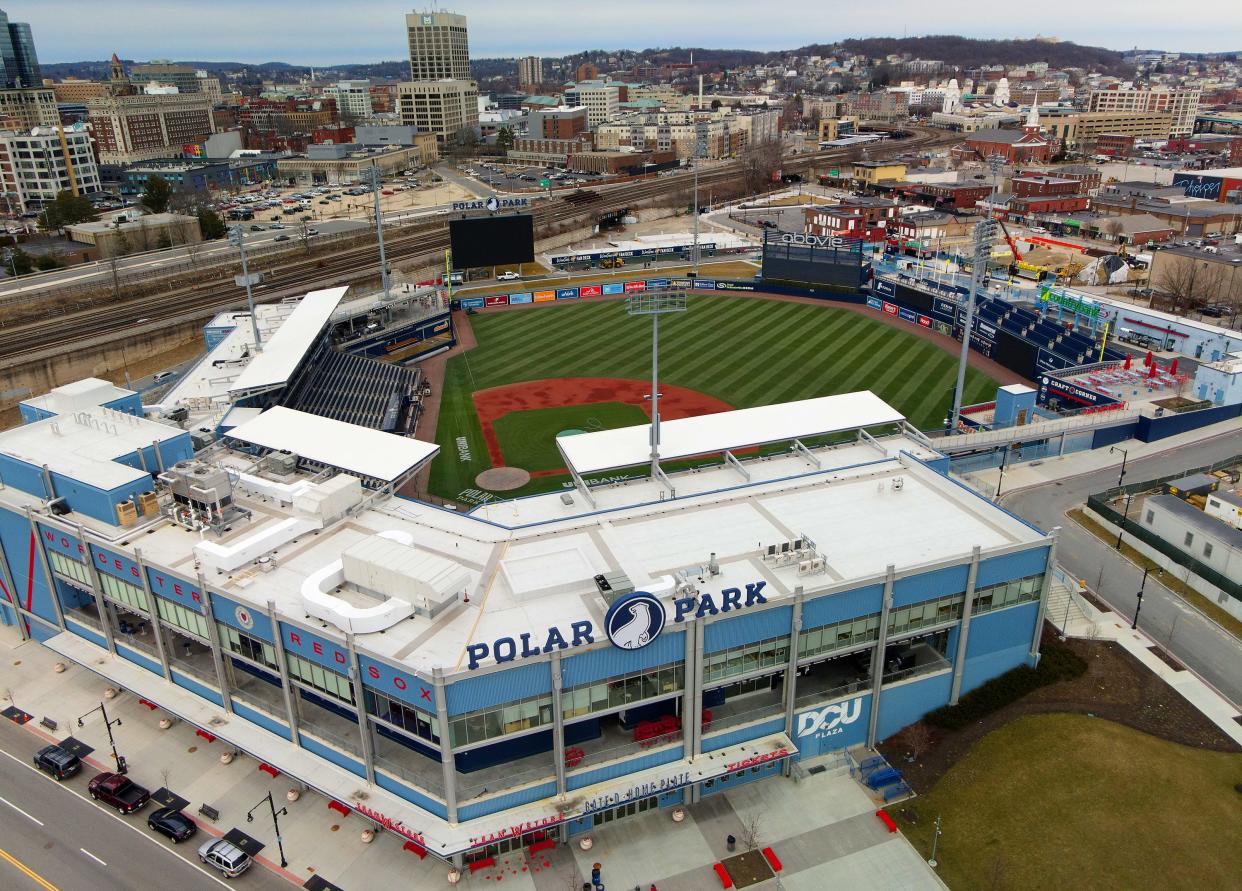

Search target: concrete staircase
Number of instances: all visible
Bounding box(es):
[1044,578,1094,636]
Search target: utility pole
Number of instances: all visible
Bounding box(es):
[78,702,126,774]
[229,225,263,352]
[247,791,289,868]
[368,164,391,301]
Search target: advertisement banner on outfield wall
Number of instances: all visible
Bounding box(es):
[485,295,509,307]
[556,288,579,300]
[692,279,716,290]
[934,298,958,318]
[898,307,917,323]
[866,296,882,310]
[918,315,931,327]
[460,297,485,309]
[602,283,624,295]
[579,285,602,297]
[668,279,693,288]
[646,279,670,289]
[716,281,756,291]
[508,292,533,305]
[874,279,896,297]
[624,280,647,292]
[882,301,898,315]
[533,290,556,302]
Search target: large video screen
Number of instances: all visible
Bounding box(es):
[449,215,535,269]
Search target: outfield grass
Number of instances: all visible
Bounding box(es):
[430,295,998,502]
[491,402,648,472]
[901,714,1242,891]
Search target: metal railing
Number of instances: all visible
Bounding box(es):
[457,760,556,802]
[793,678,870,710]
[938,408,1140,451]
[373,752,445,798]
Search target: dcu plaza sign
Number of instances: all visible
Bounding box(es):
[464,581,770,670]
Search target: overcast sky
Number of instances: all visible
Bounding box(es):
[14,1,1242,65]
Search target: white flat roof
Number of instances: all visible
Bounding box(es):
[224,406,438,481]
[228,287,348,394]
[557,391,906,475]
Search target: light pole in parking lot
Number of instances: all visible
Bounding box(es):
[247,791,289,868]
[78,701,126,774]
[229,225,263,352]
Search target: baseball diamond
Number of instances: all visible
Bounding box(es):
[430,294,999,501]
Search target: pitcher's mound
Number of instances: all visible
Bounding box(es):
[476,466,531,491]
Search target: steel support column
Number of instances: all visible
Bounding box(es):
[550,651,567,797]
[265,599,300,741]
[948,546,981,705]
[1031,531,1059,660]
[345,633,376,785]
[432,669,458,823]
[24,507,65,630]
[195,573,232,712]
[77,525,117,656]
[782,591,803,776]
[131,548,171,679]
[865,565,895,748]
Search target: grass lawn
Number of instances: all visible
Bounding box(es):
[429,295,998,502]
[901,714,1242,891]
[491,402,649,472]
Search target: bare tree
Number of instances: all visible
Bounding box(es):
[739,138,784,194]
[1099,218,1125,243]
[742,808,765,852]
[1155,254,1227,313]
[906,722,934,763]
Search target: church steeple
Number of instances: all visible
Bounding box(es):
[1024,91,1041,134]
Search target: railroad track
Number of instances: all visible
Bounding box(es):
[0,127,955,367]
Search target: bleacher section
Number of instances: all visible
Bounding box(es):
[979,297,1126,367]
[281,346,422,435]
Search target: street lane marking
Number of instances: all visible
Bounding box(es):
[0,846,59,891]
[78,848,106,867]
[0,796,43,826]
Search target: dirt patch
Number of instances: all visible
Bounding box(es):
[880,629,1241,796]
[475,466,531,491]
[1147,645,1185,671]
[472,377,734,472]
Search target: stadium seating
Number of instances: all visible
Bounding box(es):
[282,341,422,434]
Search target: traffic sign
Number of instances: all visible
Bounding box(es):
[539,178,551,189]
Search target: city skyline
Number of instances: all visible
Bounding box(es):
[14,0,1242,67]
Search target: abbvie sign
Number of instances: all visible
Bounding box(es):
[778,232,859,248]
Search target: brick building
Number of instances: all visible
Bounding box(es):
[87,92,216,163]
[897,182,993,212]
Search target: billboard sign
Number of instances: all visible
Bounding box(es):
[715,280,756,291]
[866,296,883,310]
[624,280,647,292]
[460,297,485,309]
[645,279,670,289]
[484,295,508,307]
[898,307,917,323]
[508,292,533,305]
[451,196,531,212]
[602,282,624,295]
[918,315,931,327]
[882,301,898,315]
[692,279,716,290]
[533,290,556,303]
[579,285,602,297]
[556,287,579,300]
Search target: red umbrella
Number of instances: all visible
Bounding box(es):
[1123,354,1132,370]
[1144,350,1154,367]
[1170,358,1179,375]
[1148,361,1158,378]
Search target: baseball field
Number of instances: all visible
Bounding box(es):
[428,294,999,504]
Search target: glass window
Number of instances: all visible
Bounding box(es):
[285,653,353,705]
[1204,542,1213,558]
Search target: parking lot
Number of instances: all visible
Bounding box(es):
[458,161,611,192]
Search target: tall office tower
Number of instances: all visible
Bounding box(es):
[405,10,471,81]
[0,9,42,89]
[517,56,543,90]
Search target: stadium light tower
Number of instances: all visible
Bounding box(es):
[627,287,688,478]
[691,128,707,275]
[228,225,263,352]
[949,219,998,432]
[367,163,392,301]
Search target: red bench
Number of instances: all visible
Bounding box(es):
[138,699,157,711]
[327,800,350,817]
[762,847,782,872]
[402,840,427,859]
[528,838,555,855]
[195,729,216,743]
[468,856,495,873]
[258,763,280,779]
[876,809,897,833]
[712,863,733,888]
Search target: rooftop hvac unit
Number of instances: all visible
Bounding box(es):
[892,476,904,491]
[115,500,138,526]
[264,450,298,476]
[138,491,160,515]
[165,407,189,424]
[809,557,825,573]
[190,430,215,451]
[594,570,635,604]
[798,560,813,574]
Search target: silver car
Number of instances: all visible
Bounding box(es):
[198,838,252,878]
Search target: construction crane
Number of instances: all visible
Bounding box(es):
[996,218,1024,263]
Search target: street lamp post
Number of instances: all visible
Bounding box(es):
[228,225,263,352]
[78,702,126,774]
[1109,445,1129,489]
[1115,491,1134,551]
[1131,566,1163,630]
[928,814,942,867]
[247,791,289,868]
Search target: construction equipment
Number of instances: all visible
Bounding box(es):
[997,219,1024,263]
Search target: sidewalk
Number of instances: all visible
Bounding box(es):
[1050,586,1242,747]
[0,625,946,890]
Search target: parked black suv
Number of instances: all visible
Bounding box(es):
[147,807,198,843]
[33,744,81,780]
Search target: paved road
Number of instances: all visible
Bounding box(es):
[1001,429,1242,707]
[0,219,369,298]
[0,719,286,891]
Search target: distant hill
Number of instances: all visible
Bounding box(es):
[819,36,1133,74]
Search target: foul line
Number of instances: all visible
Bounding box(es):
[0,847,59,891]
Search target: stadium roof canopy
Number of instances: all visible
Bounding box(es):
[556,391,906,477]
[225,406,438,482]
[229,286,348,395]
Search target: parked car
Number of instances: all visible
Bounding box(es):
[147,807,197,843]
[269,223,286,230]
[153,371,176,383]
[274,235,291,242]
[87,772,150,814]
[307,228,320,236]
[318,199,331,205]
[497,271,520,281]
[249,224,264,231]
[33,744,81,780]
[198,839,252,878]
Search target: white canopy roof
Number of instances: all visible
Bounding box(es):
[225,407,438,482]
[228,287,348,395]
[557,391,906,476]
